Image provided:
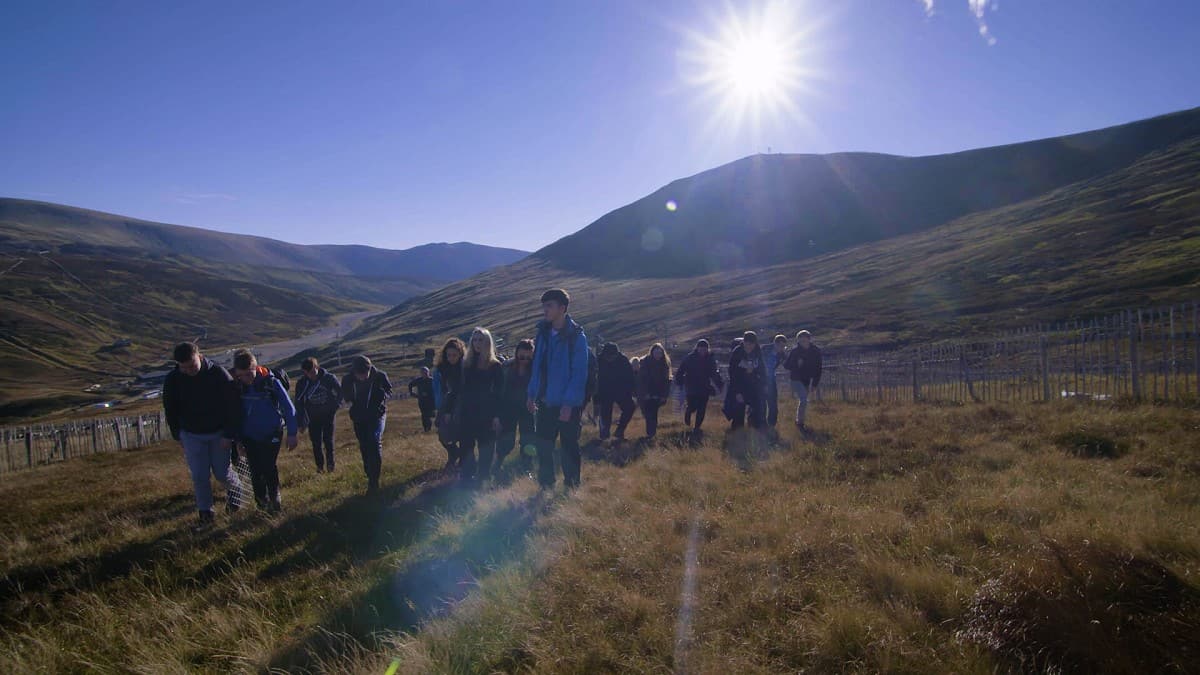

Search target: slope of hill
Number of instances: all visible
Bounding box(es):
[0,198,529,291]
[535,107,1200,278]
[344,135,1200,363]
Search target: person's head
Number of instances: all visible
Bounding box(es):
[600,342,620,361]
[173,342,201,376]
[351,355,372,381]
[796,330,812,349]
[301,357,320,380]
[540,288,570,325]
[645,342,671,370]
[232,349,258,386]
[465,327,499,368]
[694,338,710,357]
[514,338,534,372]
[742,331,759,353]
[774,334,788,352]
[420,366,431,377]
[630,356,641,372]
[438,338,466,367]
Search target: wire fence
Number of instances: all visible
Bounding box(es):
[1,412,167,475]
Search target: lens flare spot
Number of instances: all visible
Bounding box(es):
[642,228,665,252]
[666,200,678,212]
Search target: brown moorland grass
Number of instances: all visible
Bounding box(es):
[1,400,1198,673]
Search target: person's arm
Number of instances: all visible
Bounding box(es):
[564,333,589,407]
[674,359,686,389]
[490,364,504,428]
[275,378,299,437]
[433,370,445,410]
[162,371,180,441]
[217,367,240,442]
[813,348,823,388]
[378,371,393,400]
[711,358,724,389]
[327,372,343,405]
[408,378,419,397]
[527,333,543,404]
[341,374,354,403]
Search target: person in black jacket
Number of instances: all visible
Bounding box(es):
[674,339,723,433]
[433,338,466,473]
[496,339,535,479]
[595,342,637,442]
[162,342,244,530]
[728,331,768,430]
[637,343,672,439]
[456,327,504,484]
[783,330,823,430]
[408,367,436,432]
[295,357,342,473]
[341,355,392,493]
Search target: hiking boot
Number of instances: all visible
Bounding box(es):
[193,510,215,533]
[267,498,282,514]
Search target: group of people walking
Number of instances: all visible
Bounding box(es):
[162,287,820,530]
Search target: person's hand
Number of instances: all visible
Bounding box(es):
[286,435,298,451]
[492,418,502,433]
[735,394,744,404]
[526,398,537,414]
[559,405,572,423]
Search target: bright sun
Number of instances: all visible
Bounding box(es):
[680,3,820,136]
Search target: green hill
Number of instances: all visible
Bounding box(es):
[535,107,1200,279]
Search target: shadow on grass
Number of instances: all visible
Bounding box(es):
[265,491,549,672]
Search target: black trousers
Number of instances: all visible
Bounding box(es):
[535,404,582,488]
[241,436,281,506]
[353,417,385,489]
[459,419,496,480]
[496,411,535,472]
[418,401,435,432]
[307,413,336,470]
[596,395,636,440]
[685,394,709,430]
[729,393,765,430]
[766,383,780,427]
[641,399,664,437]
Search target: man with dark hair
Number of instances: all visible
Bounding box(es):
[527,288,589,489]
[295,356,342,473]
[783,330,823,430]
[728,331,768,430]
[231,350,298,512]
[408,366,436,432]
[341,355,392,493]
[162,342,243,530]
[764,334,789,427]
[595,342,636,442]
[675,338,723,434]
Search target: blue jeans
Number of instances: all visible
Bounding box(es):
[353,417,385,488]
[790,381,810,425]
[181,430,242,513]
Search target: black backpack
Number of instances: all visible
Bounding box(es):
[269,367,291,394]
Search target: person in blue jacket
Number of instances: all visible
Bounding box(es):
[526,288,589,489]
[231,349,297,513]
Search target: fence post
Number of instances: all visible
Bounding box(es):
[911,357,920,402]
[1040,336,1050,401]
[25,427,33,468]
[876,360,884,403]
[1130,313,1142,402]
[136,416,145,447]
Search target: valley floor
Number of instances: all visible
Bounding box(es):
[1,399,1198,673]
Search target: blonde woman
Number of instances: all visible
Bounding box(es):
[454,327,504,483]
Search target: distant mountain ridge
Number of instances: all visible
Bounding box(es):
[534,106,1200,278]
[0,198,529,282]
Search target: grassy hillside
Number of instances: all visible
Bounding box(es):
[0,198,529,292]
[343,136,1200,365]
[535,107,1200,278]
[1,399,1196,672]
[0,252,371,420]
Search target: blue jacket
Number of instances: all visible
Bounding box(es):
[527,316,589,408]
[237,370,298,442]
[764,346,787,390]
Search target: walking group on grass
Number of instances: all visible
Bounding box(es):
[162,287,820,530]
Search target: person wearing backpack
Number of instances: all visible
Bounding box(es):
[728,331,768,430]
[526,288,590,490]
[674,339,723,434]
[163,341,244,531]
[496,338,536,479]
[764,334,789,427]
[595,342,636,442]
[456,327,505,484]
[783,330,823,430]
[341,355,393,493]
[231,349,298,513]
[408,367,436,432]
[295,357,342,473]
[433,338,466,473]
[637,343,672,440]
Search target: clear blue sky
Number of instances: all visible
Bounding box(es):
[2,1,1197,252]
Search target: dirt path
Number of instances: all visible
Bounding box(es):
[226,310,383,365]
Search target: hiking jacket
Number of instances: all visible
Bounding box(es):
[784,344,823,387]
[454,361,504,425]
[499,362,533,425]
[527,315,589,408]
[638,358,671,403]
[596,347,636,401]
[675,351,723,397]
[294,368,341,427]
[163,357,239,441]
[433,362,462,413]
[237,367,298,442]
[765,347,787,389]
[341,367,392,423]
[728,344,768,399]
[408,375,435,407]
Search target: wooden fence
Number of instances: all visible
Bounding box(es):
[819,301,1199,404]
[1,412,167,475]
